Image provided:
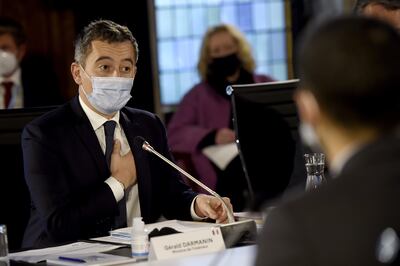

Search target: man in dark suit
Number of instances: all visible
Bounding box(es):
[0,17,62,108]
[22,19,232,248]
[255,17,400,265]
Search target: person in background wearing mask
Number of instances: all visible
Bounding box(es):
[255,16,400,266]
[22,20,232,249]
[167,24,274,211]
[0,17,61,109]
[355,0,400,31]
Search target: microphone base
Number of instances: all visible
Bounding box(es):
[219,219,257,248]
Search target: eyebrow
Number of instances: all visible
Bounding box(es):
[95,56,134,65]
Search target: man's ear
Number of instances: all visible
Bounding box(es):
[294,89,321,127]
[71,62,82,85]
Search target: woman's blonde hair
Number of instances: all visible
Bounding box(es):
[197,24,256,80]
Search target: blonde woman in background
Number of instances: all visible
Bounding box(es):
[168,24,273,211]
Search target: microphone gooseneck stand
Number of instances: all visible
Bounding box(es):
[139,139,235,224]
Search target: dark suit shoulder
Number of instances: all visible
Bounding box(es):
[22,101,76,142]
[275,176,357,225]
[256,202,312,266]
[258,138,400,265]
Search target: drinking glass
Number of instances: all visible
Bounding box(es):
[304,153,326,190]
[0,225,9,266]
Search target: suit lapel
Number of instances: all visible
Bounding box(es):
[70,97,109,180]
[119,110,153,222]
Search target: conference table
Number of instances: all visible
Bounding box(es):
[8,217,261,266]
[9,244,256,266]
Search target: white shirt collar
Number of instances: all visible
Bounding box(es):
[78,95,120,130]
[329,142,364,178]
[0,68,22,86]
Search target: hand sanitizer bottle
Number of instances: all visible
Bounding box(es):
[131,217,149,261]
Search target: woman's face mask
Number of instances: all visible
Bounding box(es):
[208,52,241,79]
[206,53,243,98]
[0,49,18,76]
[80,65,134,115]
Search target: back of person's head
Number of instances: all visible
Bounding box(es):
[354,0,400,13]
[197,24,255,80]
[74,19,139,66]
[298,16,400,132]
[0,17,26,46]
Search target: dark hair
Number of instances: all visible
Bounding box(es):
[74,19,139,65]
[297,16,400,131]
[354,0,400,13]
[0,17,26,46]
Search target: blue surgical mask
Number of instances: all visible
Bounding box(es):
[0,49,17,76]
[80,65,133,115]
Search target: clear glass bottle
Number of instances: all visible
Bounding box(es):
[131,217,149,261]
[304,153,327,191]
[0,224,9,265]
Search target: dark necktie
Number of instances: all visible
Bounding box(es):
[104,121,117,169]
[103,120,127,228]
[2,81,13,108]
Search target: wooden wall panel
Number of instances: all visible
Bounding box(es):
[0,0,76,101]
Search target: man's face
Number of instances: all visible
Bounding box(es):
[0,33,25,61]
[362,3,400,31]
[72,40,137,95]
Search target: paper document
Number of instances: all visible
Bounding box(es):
[90,236,131,245]
[9,242,123,263]
[95,220,215,244]
[46,252,136,266]
[202,143,239,170]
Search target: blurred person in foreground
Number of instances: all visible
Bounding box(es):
[0,17,61,109]
[22,19,232,248]
[255,16,400,266]
[167,24,275,211]
[355,0,400,31]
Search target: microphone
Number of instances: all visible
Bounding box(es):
[135,136,235,224]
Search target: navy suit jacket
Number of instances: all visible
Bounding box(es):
[21,97,197,248]
[255,135,400,266]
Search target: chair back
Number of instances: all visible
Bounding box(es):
[0,106,57,250]
[227,80,306,209]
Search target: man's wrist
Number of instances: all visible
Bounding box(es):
[115,178,125,190]
[105,177,125,202]
[190,195,208,221]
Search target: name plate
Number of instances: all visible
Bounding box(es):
[148,227,225,261]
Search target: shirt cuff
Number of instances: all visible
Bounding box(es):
[190,195,208,221]
[105,177,125,202]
